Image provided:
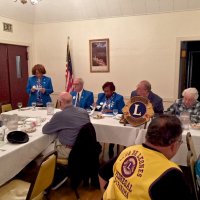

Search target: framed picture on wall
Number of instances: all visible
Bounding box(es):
[89,38,109,72]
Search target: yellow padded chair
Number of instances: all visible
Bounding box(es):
[1,104,12,113]
[0,151,57,200]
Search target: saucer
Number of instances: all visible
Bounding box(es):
[93,115,104,119]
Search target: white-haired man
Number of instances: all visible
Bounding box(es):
[167,87,200,123]
[71,78,94,109]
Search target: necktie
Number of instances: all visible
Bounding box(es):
[76,93,80,107]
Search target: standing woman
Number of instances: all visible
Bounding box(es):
[26,64,54,107]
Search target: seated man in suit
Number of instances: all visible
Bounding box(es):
[131,80,164,114]
[71,78,94,109]
[42,92,90,159]
[167,87,200,123]
[96,81,125,114]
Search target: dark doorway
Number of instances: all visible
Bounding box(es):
[0,44,29,109]
[179,41,200,100]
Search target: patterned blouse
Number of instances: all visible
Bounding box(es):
[36,79,43,106]
[167,98,200,123]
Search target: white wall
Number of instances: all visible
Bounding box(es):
[2,10,200,108]
[0,16,35,74]
[33,10,200,105]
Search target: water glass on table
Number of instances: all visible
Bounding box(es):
[17,102,22,111]
[47,102,54,115]
[113,109,118,118]
[32,102,36,110]
[0,128,5,143]
[180,111,190,130]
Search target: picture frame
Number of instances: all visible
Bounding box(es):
[89,38,109,73]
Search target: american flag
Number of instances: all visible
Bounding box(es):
[65,41,73,92]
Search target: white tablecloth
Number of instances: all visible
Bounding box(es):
[2,107,58,119]
[135,128,200,166]
[2,108,142,146]
[0,109,144,186]
[0,109,56,186]
[91,116,142,146]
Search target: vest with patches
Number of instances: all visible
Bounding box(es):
[104,145,181,200]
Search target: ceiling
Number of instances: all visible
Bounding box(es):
[1,0,200,24]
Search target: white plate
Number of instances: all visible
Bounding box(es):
[115,114,122,120]
[190,124,200,130]
[93,115,104,119]
[25,118,37,122]
[102,114,113,117]
[20,107,31,111]
[23,127,36,133]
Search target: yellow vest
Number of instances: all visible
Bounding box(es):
[103,145,181,200]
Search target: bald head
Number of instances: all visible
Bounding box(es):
[136,80,151,97]
[58,92,72,110]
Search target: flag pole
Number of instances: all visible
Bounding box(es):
[65,36,73,92]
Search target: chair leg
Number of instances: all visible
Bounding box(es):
[99,143,106,164]
[74,189,80,200]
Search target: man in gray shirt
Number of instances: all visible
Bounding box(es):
[42,92,90,159]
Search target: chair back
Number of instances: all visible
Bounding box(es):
[1,104,12,112]
[187,150,199,200]
[26,151,57,200]
[186,132,199,200]
[186,132,197,160]
[68,122,101,189]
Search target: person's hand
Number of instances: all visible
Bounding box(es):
[31,86,36,92]
[92,102,97,107]
[40,88,46,93]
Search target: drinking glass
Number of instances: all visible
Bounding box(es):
[180,111,190,130]
[17,102,22,111]
[0,128,5,142]
[47,102,54,115]
[113,109,118,116]
[32,102,36,110]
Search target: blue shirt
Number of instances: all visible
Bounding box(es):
[71,89,94,109]
[96,92,125,114]
[26,75,53,106]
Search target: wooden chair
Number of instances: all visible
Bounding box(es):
[186,132,199,200]
[186,132,197,159]
[0,151,57,200]
[1,104,12,113]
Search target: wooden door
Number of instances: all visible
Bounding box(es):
[7,45,29,109]
[0,44,11,104]
[179,41,200,100]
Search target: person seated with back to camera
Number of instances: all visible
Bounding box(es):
[70,77,94,109]
[130,80,164,114]
[95,81,125,159]
[167,87,200,123]
[102,115,192,200]
[42,92,90,159]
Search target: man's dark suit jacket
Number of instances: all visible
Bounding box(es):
[131,90,164,114]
